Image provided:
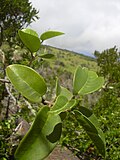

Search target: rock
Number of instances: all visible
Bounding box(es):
[45,145,79,160]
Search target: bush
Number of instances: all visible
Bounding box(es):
[0,28,105,160]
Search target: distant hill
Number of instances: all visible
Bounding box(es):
[41,45,98,73]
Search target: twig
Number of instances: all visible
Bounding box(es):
[24,98,36,116]
[5,82,17,105]
[42,97,53,107]
[0,78,10,83]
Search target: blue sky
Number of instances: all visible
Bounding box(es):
[29,0,120,56]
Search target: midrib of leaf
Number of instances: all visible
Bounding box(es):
[12,70,41,96]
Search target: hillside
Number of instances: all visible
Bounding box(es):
[40,45,98,73]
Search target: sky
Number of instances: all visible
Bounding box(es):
[29,0,120,56]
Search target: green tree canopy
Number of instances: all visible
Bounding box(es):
[0,0,39,46]
[94,46,120,85]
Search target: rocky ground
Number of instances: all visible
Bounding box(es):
[45,146,79,160]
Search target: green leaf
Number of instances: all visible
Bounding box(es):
[73,66,104,95]
[6,64,47,102]
[55,78,61,96]
[50,96,77,114]
[59,112,67,121]
[40,53,55,59]
[56,78,73,100]
[74,107,106,157]
[40,31,64,41]
[51,96,68,112]
[46,123,62,143]
[60,87,73,100]
[15,106,62,160]
[18,28,40,52]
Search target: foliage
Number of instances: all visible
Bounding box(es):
[94,89,120,160]
[93,47,120,159]
[6,64,47,102]
[0,117,16,159]
[61,111,103,160]
[6,64,105,159]
[49,46,97,73]
[0,28,105,160]
[94,46,120,84]
[61,46,120,160]
[73,66,104,95]
[0,0,39,46]
[14,106,62,160]
[0,29,64,159]
[74,107,105,157]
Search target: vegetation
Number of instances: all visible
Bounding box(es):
[45,45,97,73]
[0,0,39,46]
[0,3,119,159]
[61,47,120,160]
[94,47,120,159]
[0,30,120,159]
[0,28,105,160]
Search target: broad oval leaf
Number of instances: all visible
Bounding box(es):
[6,64,47,102]
[74,107,106,157]
[18,29,40,52]
[15,106,62,160]
[40,53,55,59]
[73,66,104,95]
[40,31,64,41]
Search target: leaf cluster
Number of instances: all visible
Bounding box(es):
[0,28,106,160]
[6,28,105,159]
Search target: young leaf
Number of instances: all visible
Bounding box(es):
[60,87,73,100]
[15,106,62,160]
[18,28,40,52]
[56,78,73,100]
[6,64,47,102]
[51,96,68,112]
[74,107,106,157]
[40,31,64,42]
[73,66,104,95]
[54,99,77,114]
[50,96,77,114]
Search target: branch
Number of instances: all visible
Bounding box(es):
[24,98,36,116]
[0,78,10,83]
[5,82,16,104]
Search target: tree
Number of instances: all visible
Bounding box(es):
[0,0,39,46]
[94,46,120,96]
[94,47,120,84]
[94,47,120,159]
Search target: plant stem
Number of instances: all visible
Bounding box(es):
[0,78,10,83]
[5,96,10,119]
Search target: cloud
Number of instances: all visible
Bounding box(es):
[30,0,120,55]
